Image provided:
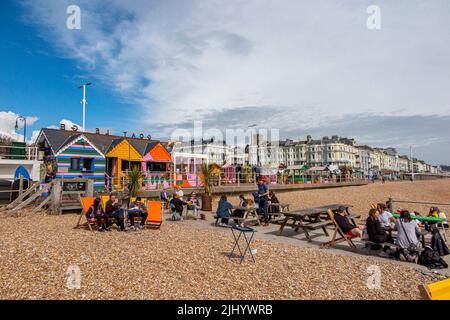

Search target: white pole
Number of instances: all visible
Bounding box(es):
[81,85,86,131]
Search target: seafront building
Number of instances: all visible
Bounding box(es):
[246,135,441,176]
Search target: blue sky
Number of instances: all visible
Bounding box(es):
[0,0,136,139]
[1,0,450,165]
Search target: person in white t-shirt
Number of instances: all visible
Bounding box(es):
[175,186,184,200]
[377,203,395,230]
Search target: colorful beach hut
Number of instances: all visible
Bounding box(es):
[141,142,173,190]
[172,152,208,188]
[36,129,106,191]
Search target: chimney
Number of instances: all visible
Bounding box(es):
[306,135,312,143]
[95,128,100,134]
[60,123,66,130]
[106,129,110,135]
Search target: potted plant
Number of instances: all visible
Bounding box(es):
[199,163,214,212]
[127,166,142,198]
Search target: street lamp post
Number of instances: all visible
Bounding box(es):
[15,116,27,144]
[78,82,92,131]
[248,124,257,166]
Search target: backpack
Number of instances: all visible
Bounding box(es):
[418,246,448,269]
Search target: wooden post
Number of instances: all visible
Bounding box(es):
[18,176,24,198]
[388,197,394,212]
[51,182,61,215]
[85,179,94,197]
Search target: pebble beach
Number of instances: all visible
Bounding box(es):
[1,179,449,300]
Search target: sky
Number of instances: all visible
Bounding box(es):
[0,0,449,164]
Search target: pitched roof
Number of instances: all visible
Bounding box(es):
[39,128,78,153]
[38,128,163,157]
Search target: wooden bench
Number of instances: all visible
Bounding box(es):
[214,215,246,226]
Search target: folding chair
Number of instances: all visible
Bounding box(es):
[320,208,357,250]
[76,197,96,232]
[146,200,163,229]
[419,278,450,300]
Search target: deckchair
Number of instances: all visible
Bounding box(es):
[102,195,136,209]
[320,208,357,250]
[419,278,450,300]
[76,197,96,232]
[101,195,109,211]
[146,201,163,229]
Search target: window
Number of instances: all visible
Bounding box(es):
[70,158,81,170]
[83,158,94,171]
[189,159,195,174]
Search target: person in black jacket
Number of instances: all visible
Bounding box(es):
[366,208,393,255]
[170,194,187,221]
[334,206,364,237]
[105,193,125,230]
[268,190,280,215]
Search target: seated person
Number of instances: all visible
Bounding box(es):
[232,194,247,223]
[169,194,187,221]
[428,207,449,228]
[334,206,364,237]
[86,197,109,231]
[377,203,395,230]
[366,208,393,256]
[394,210,422,261]
[187,192,201,218]
[268,190,280,214]
[160,188,169,209]
[105,193,125,231]
[251,192,260,212]
[216,195,233,227]
[127,197,148,230]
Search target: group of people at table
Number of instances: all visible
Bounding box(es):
[216,178,281,227]
[334,202,448,260]
[159,178,280,226]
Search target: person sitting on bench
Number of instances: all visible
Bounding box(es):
[377,203,395,231]
[268,190,280,215]
[86,197,109,231]
[366,208,394,257]
[160,188,169,209]
[232,194,247,224]
[394,210,422,262]
[170,194,187,221]
[334,206,364,237]
[127,197,148,230]
[105,193,125,231]
[216,195,233,227]
[428,207,449,228]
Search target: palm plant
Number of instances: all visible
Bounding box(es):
[199,163,215,196]
[127,166,142,197]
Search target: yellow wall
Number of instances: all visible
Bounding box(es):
[106,139,142,161]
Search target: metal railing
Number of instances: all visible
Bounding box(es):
[104,170,370,192]
[0,145,39,161]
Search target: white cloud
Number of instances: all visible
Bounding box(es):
[22,0,450,130]
[59,119,83,132]
[0,111,39,143]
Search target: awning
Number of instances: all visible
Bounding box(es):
[308,166,328,171]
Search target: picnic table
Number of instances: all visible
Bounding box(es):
[215,205,260,227]
[277,204,359,242]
